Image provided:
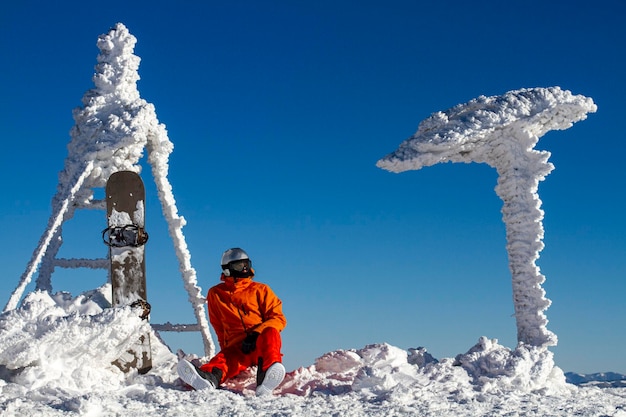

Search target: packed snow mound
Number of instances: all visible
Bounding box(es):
[0,288,155,393]
[454,336,566,392]
[210,344,441,397]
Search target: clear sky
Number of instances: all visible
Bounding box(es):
[1,0,624,374]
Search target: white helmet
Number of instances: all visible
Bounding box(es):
[221,248,252,277]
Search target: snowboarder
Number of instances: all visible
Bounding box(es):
[177,248,287,396]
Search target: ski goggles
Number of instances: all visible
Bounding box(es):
[228,259,251,272]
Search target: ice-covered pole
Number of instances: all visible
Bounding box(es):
[3,161,94,312]
[145,127,216,358]
[377,87,596,348]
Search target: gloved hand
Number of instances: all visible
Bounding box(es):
[241,331,260,354]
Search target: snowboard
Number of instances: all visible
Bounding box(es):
[104,170,152,374]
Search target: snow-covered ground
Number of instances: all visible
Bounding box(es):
[0,288,624,416]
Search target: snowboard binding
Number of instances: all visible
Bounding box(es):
[131,299,151,320]
[102,225,149,247]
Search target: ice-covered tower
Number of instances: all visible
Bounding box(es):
[377,87,596,348]
[3,23,215,357]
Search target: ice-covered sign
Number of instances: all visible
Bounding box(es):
[377,87,597,348]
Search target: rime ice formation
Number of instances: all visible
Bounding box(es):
[377,87,597,349]
[3,23,215,357]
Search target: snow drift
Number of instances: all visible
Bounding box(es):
[0,290,567,396]
[1,290,624,416]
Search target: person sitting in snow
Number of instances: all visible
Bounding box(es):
[177,247,287,396]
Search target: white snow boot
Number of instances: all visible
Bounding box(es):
[255,362,286,396]
[176,359,220,390]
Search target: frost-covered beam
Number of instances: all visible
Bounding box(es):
[53,258,109,269]
[3,162,94,312]
[152,323,202,332]
[377,87,596,348]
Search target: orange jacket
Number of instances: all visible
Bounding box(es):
[207,272,286,350]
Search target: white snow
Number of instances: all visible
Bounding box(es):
[1,23,625,416]
[1,291,625,416]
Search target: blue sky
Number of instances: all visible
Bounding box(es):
[1,0,625,374]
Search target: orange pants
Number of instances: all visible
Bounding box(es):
[200,327,282,384]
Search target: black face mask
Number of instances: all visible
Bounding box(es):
[225,259,253,278]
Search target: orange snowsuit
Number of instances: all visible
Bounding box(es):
[200,272,286,383]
